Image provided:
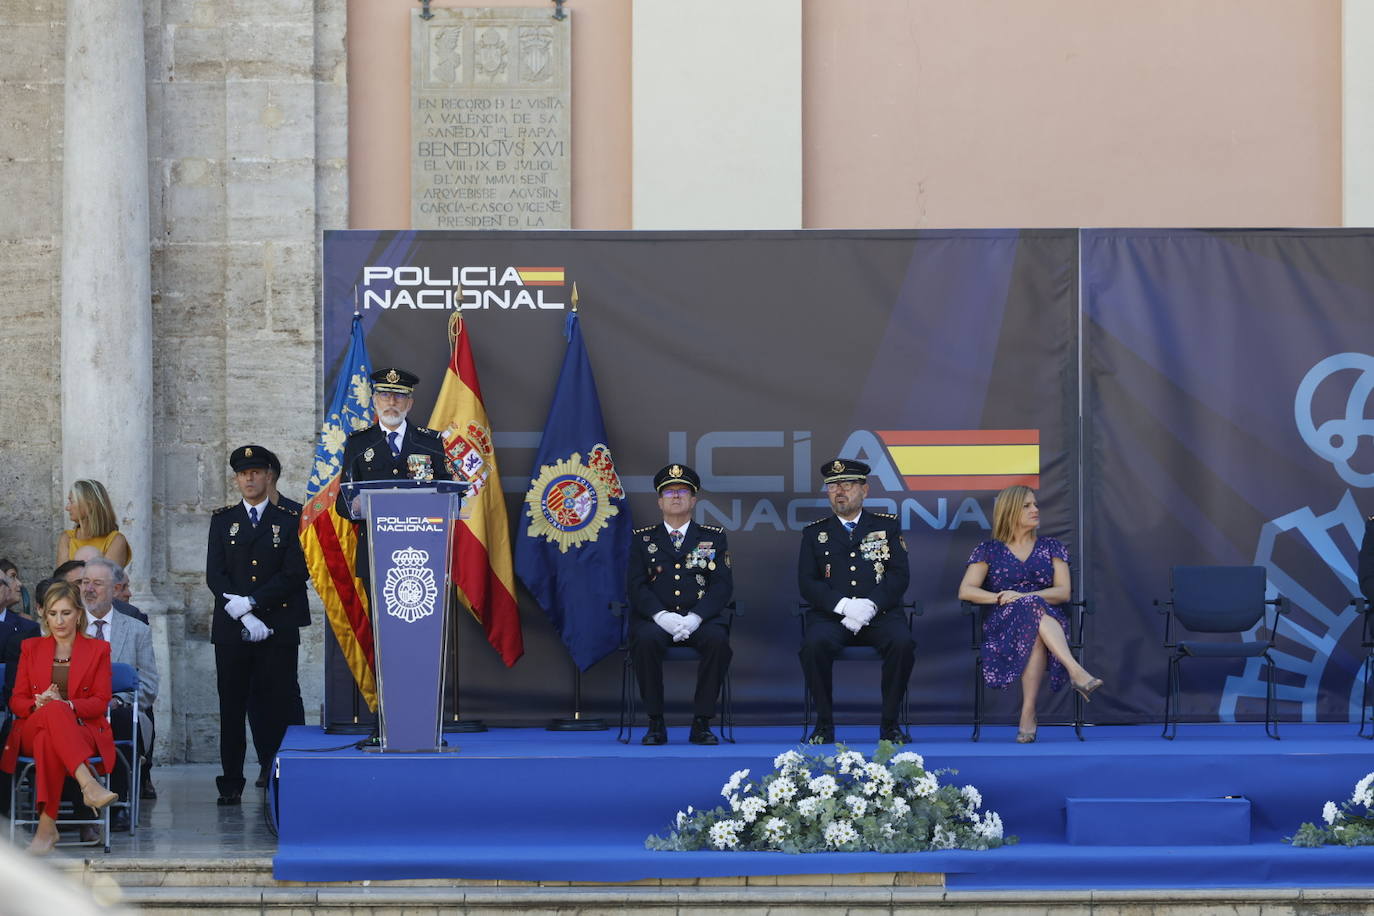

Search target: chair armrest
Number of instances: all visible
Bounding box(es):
[1155,598,1177,648]
[961,600,991,649]
[609,601,626,618]
[904,599,923,617]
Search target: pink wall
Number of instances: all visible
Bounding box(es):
[347,0,631,229]
[803,0,1342,228]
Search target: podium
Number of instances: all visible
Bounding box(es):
[345,480,468,753]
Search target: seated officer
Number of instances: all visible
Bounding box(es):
[627,464,733,746]
[798,458,913,744]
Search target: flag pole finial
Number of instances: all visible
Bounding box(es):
[448,287,465,346]
[571,282,579,313]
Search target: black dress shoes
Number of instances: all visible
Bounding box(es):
[807,724,835,744]
[641,717,668,746]
[879,724,910,744]
[688,717,719,746]
[216,775,245,806]
[111,808,131,832]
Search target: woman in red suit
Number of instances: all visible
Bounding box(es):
[2,580,117,853]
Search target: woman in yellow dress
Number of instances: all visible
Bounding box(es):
[55,480,131,568]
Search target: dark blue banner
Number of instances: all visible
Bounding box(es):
[1084,229,1374,723]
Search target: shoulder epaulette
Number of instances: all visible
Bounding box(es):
[805,517,829,528]
[698,524,724,533]
[415,426,441,437]
[874,512,898,520]
[346,426,374,439]
[277,504,300,516]
[633,524,658,535]
[213,504,237,516]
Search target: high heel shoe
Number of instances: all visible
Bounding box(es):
[1073,677,1104,702]
[81,781,118,810]
[26,831,58,855]
[1015,730,1037,744]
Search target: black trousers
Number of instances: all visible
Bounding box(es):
[799,608,915,726]
[630,618,732,719]
[215,637,301,782]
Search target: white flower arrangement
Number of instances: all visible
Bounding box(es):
[646,741,1014,853]
[1291,770,1374,847]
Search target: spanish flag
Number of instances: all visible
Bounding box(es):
[427,313,524,666]
[300,314,377,709]
[877,429,1040,491]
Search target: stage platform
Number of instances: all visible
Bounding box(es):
[272,723,1374,888]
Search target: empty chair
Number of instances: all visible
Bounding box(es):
[1157,565,1287,740]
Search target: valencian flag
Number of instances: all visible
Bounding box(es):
[515,305,631,671]
[301,313,378,709]
[426,313,524,666]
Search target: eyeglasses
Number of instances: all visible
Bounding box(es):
[375,392,412,402]
[825,481,863,492]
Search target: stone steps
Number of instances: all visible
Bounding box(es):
[42,857,1374,914]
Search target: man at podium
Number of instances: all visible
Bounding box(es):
[337,367,452,587]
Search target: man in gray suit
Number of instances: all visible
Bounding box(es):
[81,556,158,830]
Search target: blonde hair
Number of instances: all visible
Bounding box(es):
[71,479,118,538]
[991,485,1036,544]
[38,580,89,637]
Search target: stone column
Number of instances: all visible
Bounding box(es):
[1344,0,1374,224]
[60,0,155,593]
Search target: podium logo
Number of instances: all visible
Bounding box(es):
[375,515,446,533]
[382,547,440,624]
[360,265,567,311]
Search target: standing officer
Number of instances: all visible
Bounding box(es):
[206,445,310,805]
[336,367,451,589]
[627,464,733,745]
[798,458,913,744]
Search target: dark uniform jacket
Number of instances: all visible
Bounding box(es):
[335,423,452,519]
[628,522,733,622]
[0,610,39,706]
[1360,516,1374,601]
[798,511,910,615]
[206,501,310,645]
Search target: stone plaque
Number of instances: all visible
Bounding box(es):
[411,8,571,230]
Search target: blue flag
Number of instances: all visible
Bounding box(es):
[515,311,632,671]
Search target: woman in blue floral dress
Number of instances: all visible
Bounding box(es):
[958,486,1102,742]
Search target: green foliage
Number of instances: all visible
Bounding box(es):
[645,741,1016,854]
[1287,771,1374,847]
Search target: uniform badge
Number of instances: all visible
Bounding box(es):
[669,464,684,478]
[245,447,254,457]
[696,574,706,587]
[830,459,845,474]
[817,531,828,544]
[364,447,375,462]
[647,543,658,554]
[698,589,705,600]
[385,368,400,384]
[229,522,240,537]
[272,524,281,546]
[874,560,885,583]
[824,563,831,578]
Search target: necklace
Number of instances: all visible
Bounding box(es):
[54,656,70,663]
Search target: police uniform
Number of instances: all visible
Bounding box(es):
[206,445,310,803]
[627,464,733,745]
[798,458,913,740]
[334,368,452,589]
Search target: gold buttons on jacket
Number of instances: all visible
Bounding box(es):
[251,560,258,566]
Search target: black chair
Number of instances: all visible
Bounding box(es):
[795,600,922,741]
[613,601,740,744]
[962,599,1093,742]
[1352,598,1374,740]
[1156,565,1287,740]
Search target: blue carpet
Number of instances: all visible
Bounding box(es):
[272,724,1374,885]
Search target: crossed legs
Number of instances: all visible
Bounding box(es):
[1018,614,1095,735]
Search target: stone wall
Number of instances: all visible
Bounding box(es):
[0,0,346,762]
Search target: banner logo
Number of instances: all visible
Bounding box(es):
[876,429,1040,491]
[382,546,440,623]
[524,447,623,553]
[361,265,566,311]
[375,515,446,533]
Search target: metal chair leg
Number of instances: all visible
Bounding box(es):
[1162,656,1178,740]
[1264,652,1280,740]
[1360,653,1373,740]
[616,656,633,744]
[971,655,983,742]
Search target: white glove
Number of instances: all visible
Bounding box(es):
[841,614,865,634]
[681,613,702,636]
[240,612,270,642]
[848,599,877,625]
[654,611,686,636]
[223,594,253,620]
[833,597,854,617]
